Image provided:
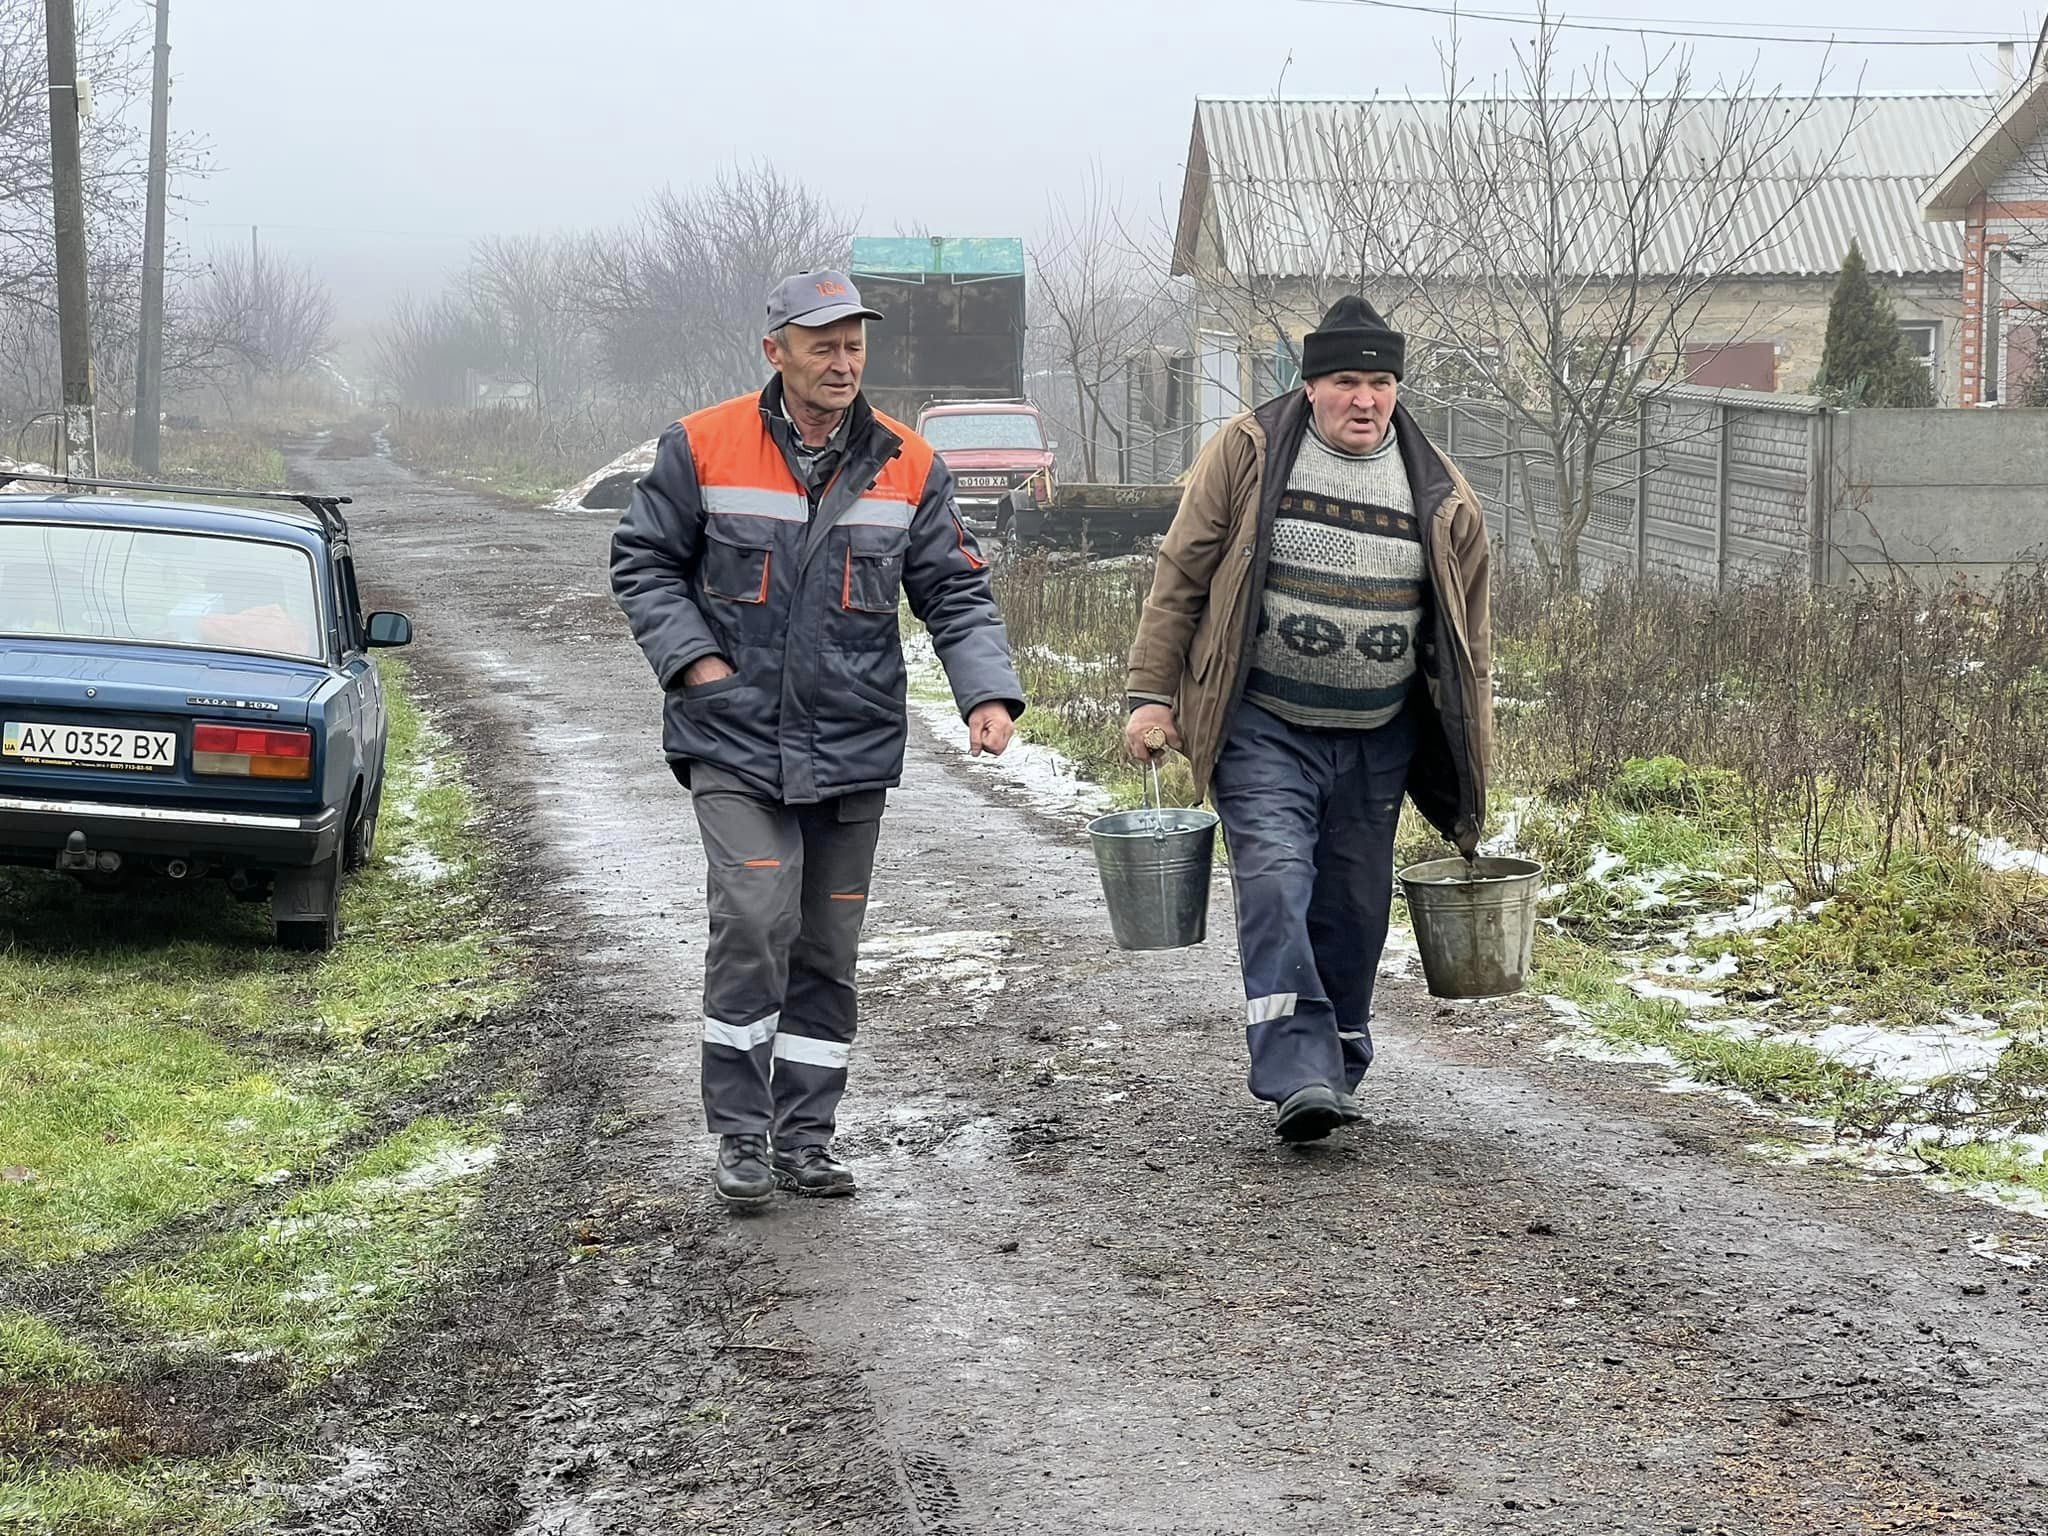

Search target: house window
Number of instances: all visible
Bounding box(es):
[1898,322,1937,384]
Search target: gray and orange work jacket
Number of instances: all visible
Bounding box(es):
[611,377,1024,804]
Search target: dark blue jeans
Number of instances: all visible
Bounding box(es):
[1211,701,1416,1106]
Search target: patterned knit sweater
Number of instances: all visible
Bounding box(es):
[1244,422,1426,730]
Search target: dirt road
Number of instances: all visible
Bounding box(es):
[288,441,2048,1536]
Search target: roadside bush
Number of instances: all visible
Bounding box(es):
[1493,561,2048,873]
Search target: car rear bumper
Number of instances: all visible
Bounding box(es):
[0,794,342,869]
[956,495,1007,532]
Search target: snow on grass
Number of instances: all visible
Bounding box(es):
[1651,951,1740,982]
[903,634,1113,824]
[1803,1016,2008,1084]
[358,1142,499,1197]
[0,454,56,492]
[1970,832,2048,879]
[389,844,452,886]
[1624,976,1730,1014]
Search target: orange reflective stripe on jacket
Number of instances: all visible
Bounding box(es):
[680,393,935,526]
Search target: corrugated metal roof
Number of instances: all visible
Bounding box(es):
[1184,94,1992,280]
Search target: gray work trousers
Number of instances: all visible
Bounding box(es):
[689,765,883,1145]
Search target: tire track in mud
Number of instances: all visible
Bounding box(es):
[293,443,2048,1536]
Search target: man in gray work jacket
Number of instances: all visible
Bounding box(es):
[612,269,1025,1210]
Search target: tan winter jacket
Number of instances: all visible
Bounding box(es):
[1125,391,1494,852]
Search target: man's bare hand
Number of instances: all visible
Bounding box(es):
[681,656,735,689]
[968,703,1015,758]
[1124,704,1182,763]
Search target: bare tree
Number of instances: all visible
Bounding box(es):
[588,164,852,416]
[1389,22,1855,589]
[1189,10,1858,591]
[0,0,210,442]
[377,287,501,410]
[470,234,591,419]
[1030,169,1186,482]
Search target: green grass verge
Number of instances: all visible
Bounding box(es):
[1748,853,2048,1029]
[0,1314,100,1389]
[0,1463,271,1536]
[105,428,289,495]
[0,664,516,1266]
[108,1116,496,1378]
[1595,993,1886,1117]
[0,660,520,1528]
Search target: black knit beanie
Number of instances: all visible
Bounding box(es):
[1300,295,1405,381]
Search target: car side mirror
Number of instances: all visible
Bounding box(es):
[365,612,413,648]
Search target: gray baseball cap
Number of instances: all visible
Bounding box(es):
[764,269,883,333]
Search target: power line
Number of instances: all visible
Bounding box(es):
[1290,0,2036,47]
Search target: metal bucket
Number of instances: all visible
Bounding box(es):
[1088,805,1219,951]
[1396,856,1544,999]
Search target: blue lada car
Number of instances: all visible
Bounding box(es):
[0,475,411,950]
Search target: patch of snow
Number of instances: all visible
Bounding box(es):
[1969,831,2048,879]
[1544,1029,1682,1071]
[254,1168,296,1188]
[1802,1017,2007,1085]
[1683,890,1816,942]
[1652,951,1740,983]
[550,438,659,512]
[0,455,57,492]
[1378,923,1419,979]
[359,1143,499,1197]
[1626,976,1724,1013]
[1585,846,1627,885]
[1967,1231,2042,1271]
[1480,797,1535,856]
[390,844,452,886]
[903,643,1113,823]
[513,1499,603,1536]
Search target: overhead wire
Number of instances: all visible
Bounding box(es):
[1289,0,2036,48]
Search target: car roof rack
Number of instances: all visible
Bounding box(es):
[0,471,351,539]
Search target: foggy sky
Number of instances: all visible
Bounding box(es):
[163,0,2042,333]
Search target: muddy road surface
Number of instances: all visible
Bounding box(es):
[287,441,2047,1536]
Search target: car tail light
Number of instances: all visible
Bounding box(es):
[193,722,313,780]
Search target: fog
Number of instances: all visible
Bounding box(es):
[166,0,2038,329]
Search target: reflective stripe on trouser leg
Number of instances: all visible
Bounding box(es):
[1211,704,1345,1106]
[774,791,884,1147]
[692,771,805,1136]
[1307,710,1416,1090]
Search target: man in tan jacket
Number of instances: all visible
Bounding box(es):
[1123,297,1492,1142]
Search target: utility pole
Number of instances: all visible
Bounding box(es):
[45,0,97,477]
[133,0,170,474]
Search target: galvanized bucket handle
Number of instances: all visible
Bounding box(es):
[1142,726,1174,840]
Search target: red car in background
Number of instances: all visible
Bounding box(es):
[915,401,1055,540]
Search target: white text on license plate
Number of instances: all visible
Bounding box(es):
[2,721,177,771]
